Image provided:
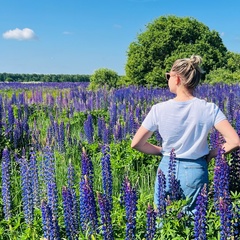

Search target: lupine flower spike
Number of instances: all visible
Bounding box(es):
[213,147,233,239]
[1,147,12,220]
[145,203,157,240]
[97,192,114,240]
[41,199,60,240]
[79,175,98,235]
[17,151,34,225]
[168,148,183,201]
[121,176,138,240]
[101,145,113,211]
[157,168,166,217]
[194,184,208,240]
[62,186,79,240]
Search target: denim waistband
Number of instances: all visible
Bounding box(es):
[171,155,207,162]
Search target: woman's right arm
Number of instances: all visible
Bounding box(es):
[131,126,162,155]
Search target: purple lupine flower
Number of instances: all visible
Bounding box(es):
[121,176,138,240]
[31,119,41,151]
[62,186,79,239]
[7,104,15,127]
[145,203,157,240]
[209,130,220,150]
[11,92,17,105]
[109,102,117,131]
[235,110,240,135]
[43,146,56,185]
[135,105,142,123]
[213,148,229,209]
[83,114,94,143]
[232,204,240,239]
[0,95,3,134]
[113,121,123,143]
[67,162,80,231]
[101,145,113,210]
[17,154,34,225]
[79,175,98,235]
[1,147,12,220]
[128,112,135,136]
[29,148,40,208]
[219,196,233,240]
[81,148,94,185]
[47,126,54,146]
[103,124,110,144]
[65,122,72,145]
[97,117,104,141]
[47,182,59,224]
[194,184,208,240]
[226,92,234,123]
[157,169,166,217]
[42,146,60,236]
[168,149,183,201]
[213,147,233,239]
[18,92,25,105]
[154,131,162,146]
[67,161,75,190]
[229,146,240,192]
[17,105,22,120]
[59,121,65,152]
[22,118,30,143]
[53,120,60,148]
[7,104,14,141]
[97,192,114,240]
[41,199,60,240]
[13,119,21,148]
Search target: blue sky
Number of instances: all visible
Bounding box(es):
[0,0,239,76]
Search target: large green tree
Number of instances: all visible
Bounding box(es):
[125,15,228,87]
[88,68,119,90]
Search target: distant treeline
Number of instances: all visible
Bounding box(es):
[0,73,91,82]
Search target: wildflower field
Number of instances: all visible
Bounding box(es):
[0,82,239,240]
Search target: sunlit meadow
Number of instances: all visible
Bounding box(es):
[0,82,239,240]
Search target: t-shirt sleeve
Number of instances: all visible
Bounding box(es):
[141,105,158,132]
[213,104,227,126]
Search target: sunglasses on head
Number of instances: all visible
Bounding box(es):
[165,73,170,81]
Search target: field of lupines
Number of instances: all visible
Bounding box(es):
[0,81,239,240]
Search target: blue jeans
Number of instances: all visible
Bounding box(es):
[154,155,208,214]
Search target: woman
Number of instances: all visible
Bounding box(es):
[131,55,240,213]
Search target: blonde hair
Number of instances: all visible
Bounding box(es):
[171,55,204,90]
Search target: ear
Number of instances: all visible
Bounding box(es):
[176,75,181,85]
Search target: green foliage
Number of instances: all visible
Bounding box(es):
[0,84,239,239]
[125,15,228,87]
[0,73,90,82]
[88,68,120,90]
[226,51,240,72]
[205,68,240,85]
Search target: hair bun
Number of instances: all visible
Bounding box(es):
[190,55,202,66]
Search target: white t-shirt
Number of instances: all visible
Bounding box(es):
[142,97,226,159]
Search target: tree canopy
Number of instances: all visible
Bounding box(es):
[125,15,228,87]
[0,73,90,83]
[88,68,119,90]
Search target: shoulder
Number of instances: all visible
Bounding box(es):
[194,98,216,108]
[153,100,172,108]
[194,98,222,115]
[146,100,170,116]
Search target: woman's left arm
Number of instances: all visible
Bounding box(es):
[207,119,240,161]
[131,126,162,155]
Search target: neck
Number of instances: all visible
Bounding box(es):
[174,88,194,101]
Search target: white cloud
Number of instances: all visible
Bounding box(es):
[2,28,37,40]
[63,31,73,35]
[113,24,122,29]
